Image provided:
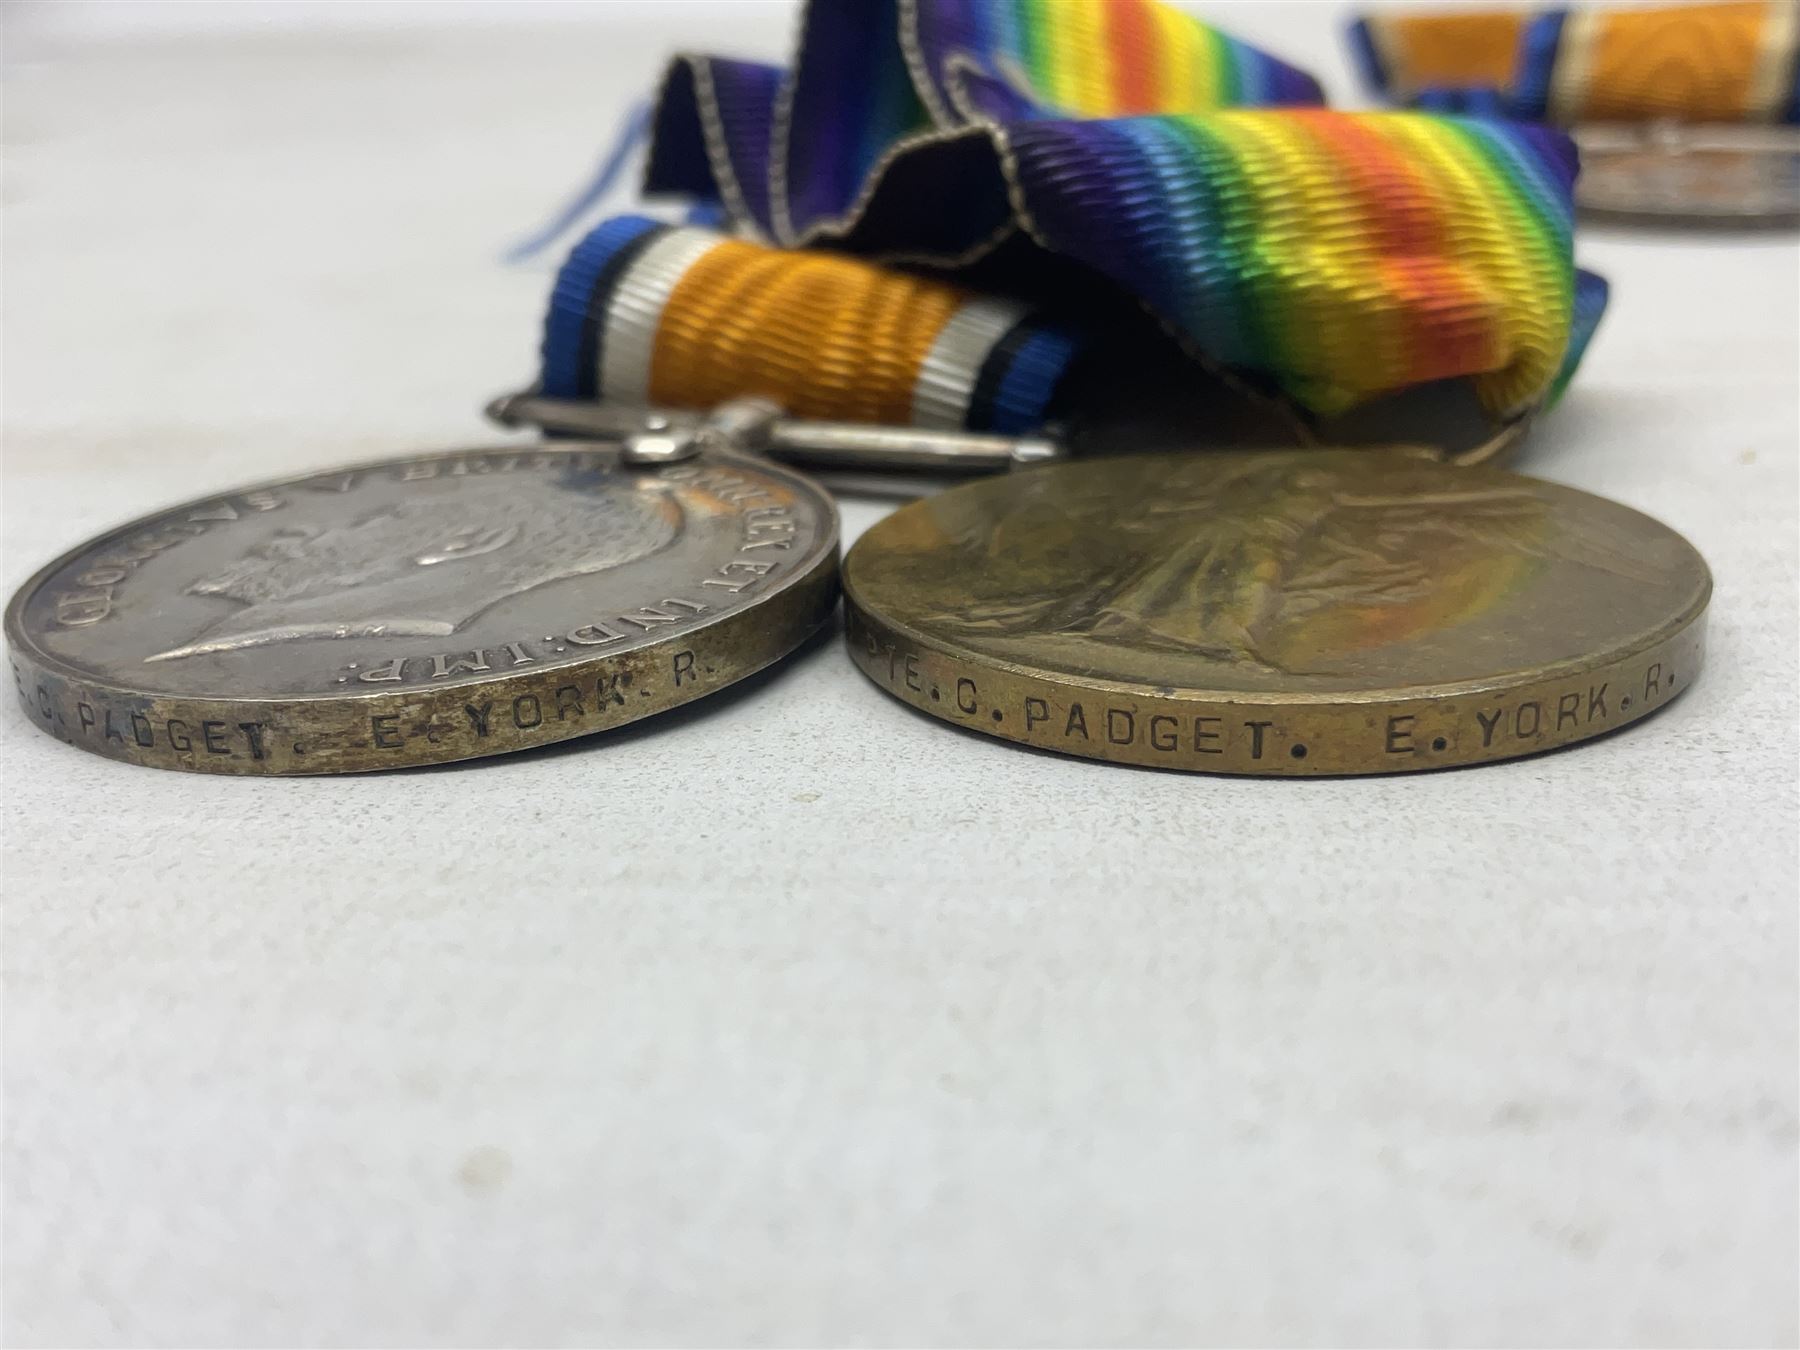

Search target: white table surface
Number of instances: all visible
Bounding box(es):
[3,4,1796,1345]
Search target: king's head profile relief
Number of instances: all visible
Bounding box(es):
[146,472,683,663]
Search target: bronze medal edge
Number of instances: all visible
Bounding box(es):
[840,570,1709,778]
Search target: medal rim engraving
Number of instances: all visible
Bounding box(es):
[6,443,840,775]
[842,451,1710,776]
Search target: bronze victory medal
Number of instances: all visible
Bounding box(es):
[843,450,1709,775]
[7,443,837,774]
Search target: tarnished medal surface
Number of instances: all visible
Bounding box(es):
[844,450,1709,776]
[1576,127,1800,227]
[7,443,837,774]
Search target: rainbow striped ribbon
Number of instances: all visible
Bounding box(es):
[546,0,1606,439]
[1353,1,1800,124]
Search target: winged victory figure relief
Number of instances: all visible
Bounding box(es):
[912,454,1672,675]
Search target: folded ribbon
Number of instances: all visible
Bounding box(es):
[1353,1,1800,124]
[544,0,1606,440]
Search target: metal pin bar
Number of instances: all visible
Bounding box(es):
[1575,120,1800,155]
[487,391,1066,474]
